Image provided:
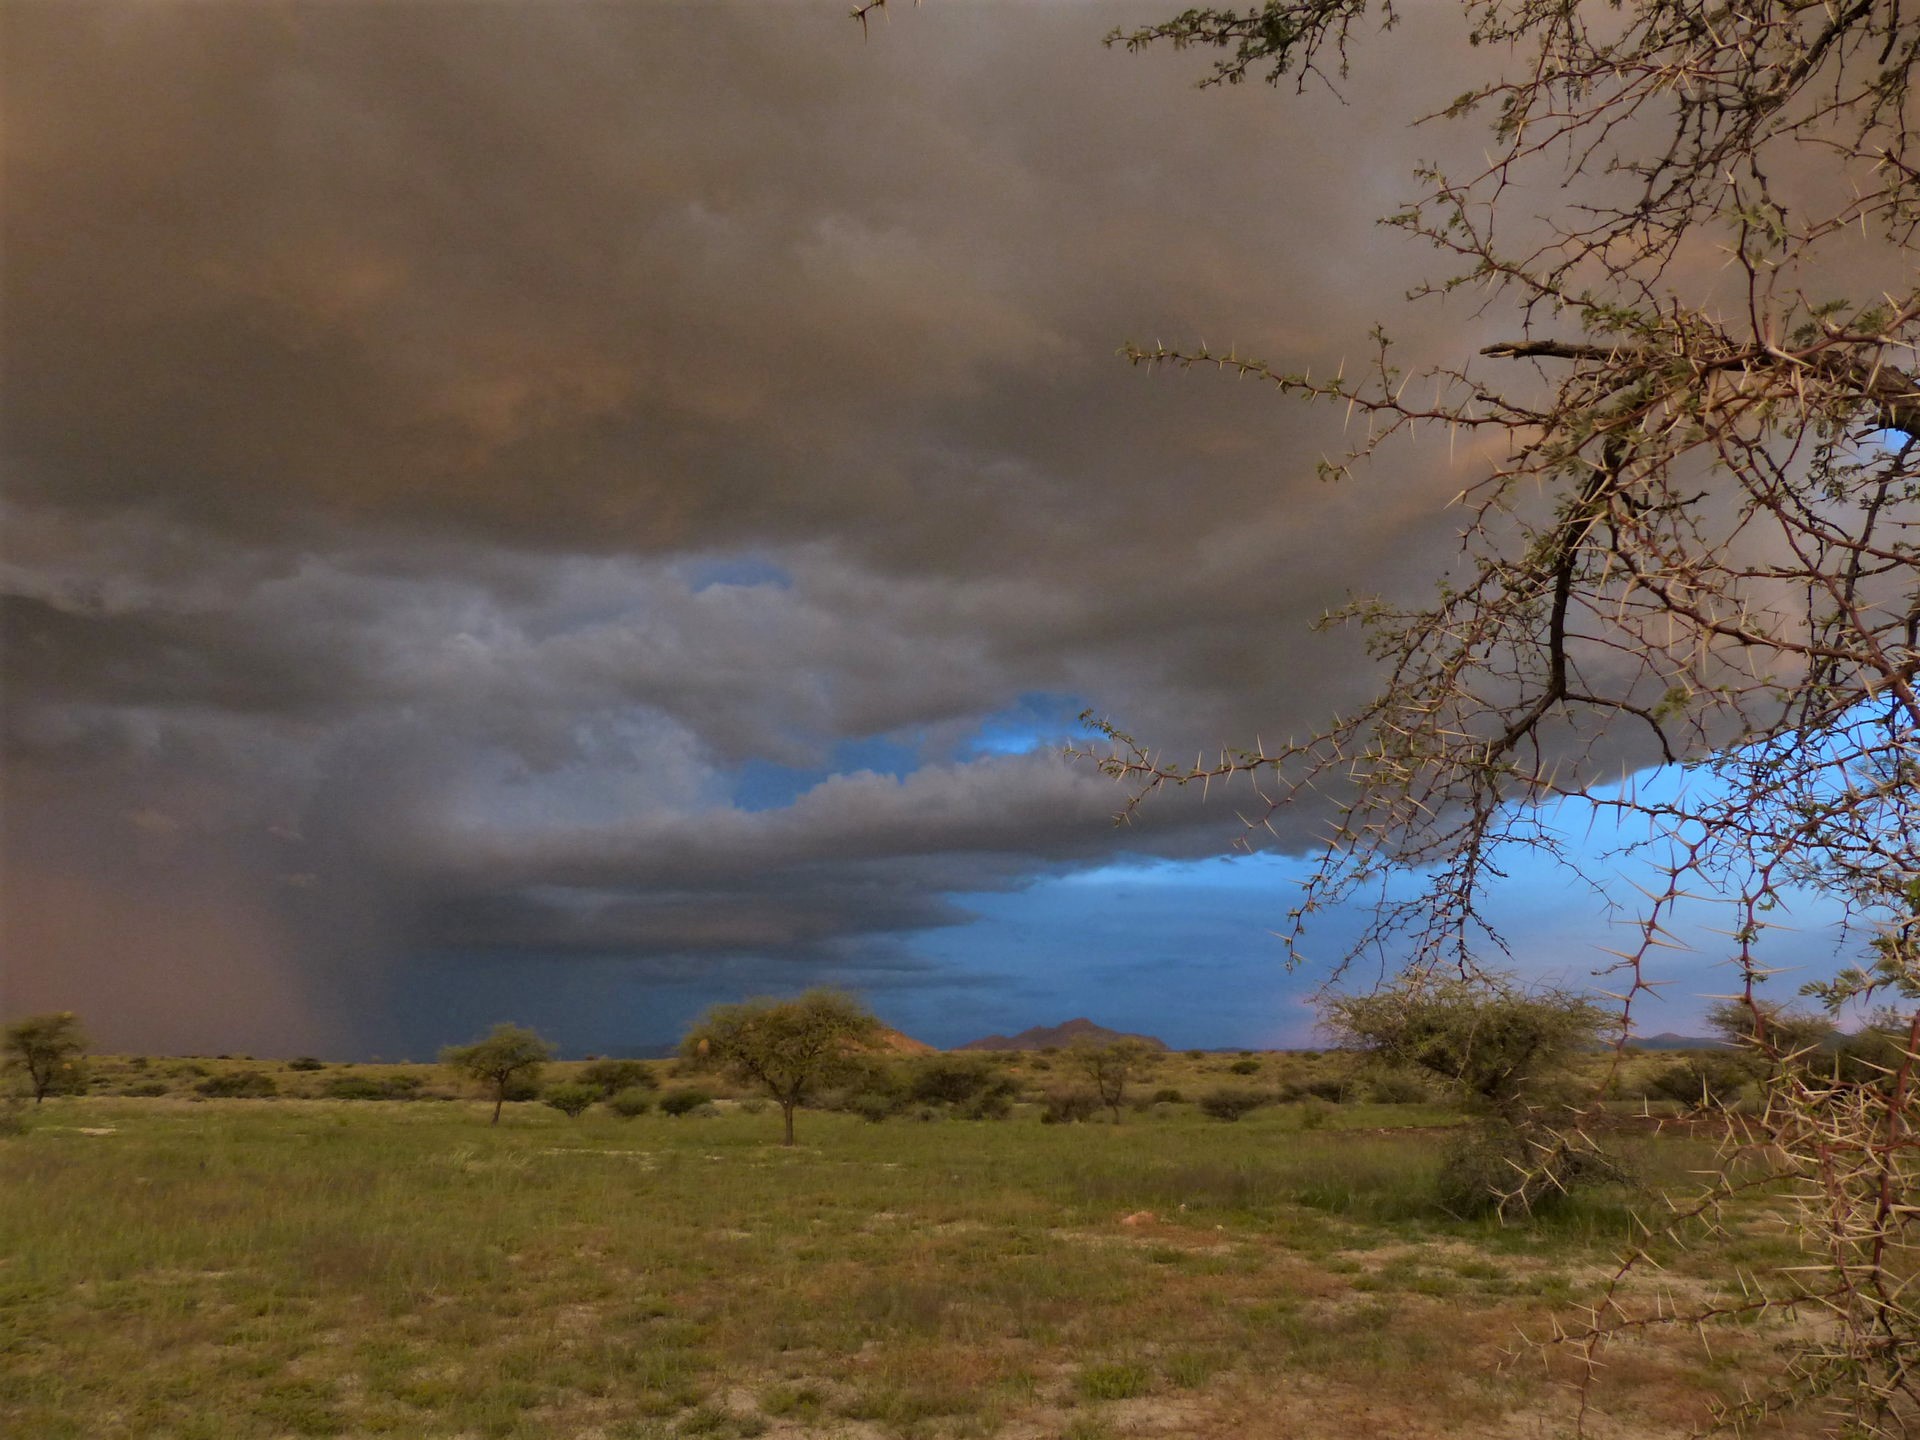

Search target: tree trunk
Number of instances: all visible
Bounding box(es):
[782,1100,796,1146]
[491,1090,504,1125]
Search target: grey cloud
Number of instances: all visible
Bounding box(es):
[2,1,1542,1054]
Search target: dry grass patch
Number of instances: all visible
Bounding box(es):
[0,1092,1824,1438]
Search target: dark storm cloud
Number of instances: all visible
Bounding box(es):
[2,0,1518,1053]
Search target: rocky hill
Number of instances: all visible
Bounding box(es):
[957,1017,1168,1052]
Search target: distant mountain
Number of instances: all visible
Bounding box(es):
[957,1018,1169,1052]
[1632,1032,1728,1051]
[868,1026,936,1056]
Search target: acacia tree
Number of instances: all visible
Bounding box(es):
[783,0,1915,1430]
[681,989,881,1145]
[1000,0,1920,1428]
[440,1023,553,1125]
[1327,978,1616,1217]
[2,1011,88,1103]
[1067,1037,1157,1123]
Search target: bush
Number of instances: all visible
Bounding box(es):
[825,1055,908,1119]
[1151,1087,1186,1105]
[963,1089,1015,1120]
[847,1091,896,1123]
[1039,1087,1098,1124]
[543,1083,598,1118]
[579,1058,658,1096]
[659,1088,714,1116]
[899,1055,1021,1119]
[1297,1097,1334,1130]
[1198,1088,1266,1121]
[1435,1123,1628,1220]
[1366,1074,1430,1105]
[196,1070,278,1099]
[1645,1053,1750,1109]
[322,1074,423,1101]
[605,1086,653,1118]
[1227,1057,1262,1075]
[122,1081,171,1097]
[907,1054,1009,1106]
[1830,1027,1910,1089]
[287,1056,326,1071]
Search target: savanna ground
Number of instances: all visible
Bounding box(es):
[1,1051,1820,1440]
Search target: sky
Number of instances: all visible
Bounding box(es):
[0,1,1855,1058]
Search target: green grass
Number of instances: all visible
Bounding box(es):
[0,1091,1783,1438]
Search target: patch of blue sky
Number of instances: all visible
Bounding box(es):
[730,734,922,812]
[680,552,794,593]
[957,691,1098,758]
[905,860,1324,1048]
[918,754,1864,1044]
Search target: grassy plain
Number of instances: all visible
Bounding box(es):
[1,1058,1812,1439]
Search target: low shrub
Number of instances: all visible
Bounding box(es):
[1039,1088,1098,1124]
[898,1055,1021,1120]
[580,1058,658,1096]
[1435,1123,1628,1219]
[122,1081,171,1097]
[605,1086,653,1118]
[196,1070,278,1099]
[322,1074,423,1101]
[1198,1088,1265,1121]
[1645,1054,1749,1109]
[543,1083,598,1118]
[847,1091,895,1124]
[1366,1073,1431,1105]
[1227,1058,1262,1075]
[1278,1077,1348,1104]
[287,1056,327,1072]
[827,1056,908,1119]
[659,1088,714,1117]
[963,1090,1014,1120]
[1151,1087,1185,1105]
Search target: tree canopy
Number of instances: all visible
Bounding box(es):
[439,1023,553,1125]
[2,1011,88,1104]
[1066,1037,1158,1123]
[681,989,881,1145]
